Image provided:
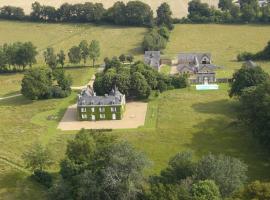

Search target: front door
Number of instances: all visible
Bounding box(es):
[112,114,116,120]
[91,115,96,121]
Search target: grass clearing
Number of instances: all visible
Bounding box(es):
[117,85,270,179]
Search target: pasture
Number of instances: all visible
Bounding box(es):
[1,22,270,199]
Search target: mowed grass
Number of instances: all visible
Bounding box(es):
[118,85,270,180]
[0,20,147,65]
[166,24,270,77]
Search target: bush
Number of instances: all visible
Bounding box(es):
[237,51,254,61]
[32,170,53,188]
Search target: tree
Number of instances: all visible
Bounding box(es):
[158,26,170,41]
[229,65,269,97]
[79,40,89,65]
[105,1,126,25]
[239,81,270,148]
[57,50,66,68]
[126,54,134,63]
[195,154,248,197]
[160,151,195,183]
[44,47,57,69]
[22,143,53,171]
[156,3,174,30]
[68,46,81,64]
[130,72,151,98]
[143,29,167,51]
[233,181,270,199]
[0,6,25,20]
[89,40,100,67]
[119,54,126,63]
[191,180,221,200]
[52,130,149,200]
[21,68,53,100]
[125,1,154,26]
[218,0,233,11]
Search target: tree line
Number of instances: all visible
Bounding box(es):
[0,39,101,73]
[0,1,169,27]
[182,0,270,23]
[93,57,188,99]
[229,62,270,151]
[22,129,270,200]
[0,42,37,72]
[1,0,270,25]
[237,40,270,61]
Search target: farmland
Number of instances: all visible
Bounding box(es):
[1,21,270,199]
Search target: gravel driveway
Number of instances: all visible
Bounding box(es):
[58,102,148,130]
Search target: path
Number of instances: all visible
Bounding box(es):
[0,156,30,174]
[0,94,22,100]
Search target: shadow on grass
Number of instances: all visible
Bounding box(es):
[0,171,47,200]
[192,99,240,118]
[0,95,32,106]
[187,116,270,181]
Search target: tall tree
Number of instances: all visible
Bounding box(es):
[57,50,66,68]
[44,47,57,69]
[79,40,89,65]
[21,68,53,100]
[68,46,81,64]
[89,40,100,67]
[51,130,149,200]
[229,65,269,97]
[191,180,221,200]
[195,154,248,197]
[156,3,174,30]
[22,143,53,171]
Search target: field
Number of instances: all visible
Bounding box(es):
[165,24,270,77]
[1,22,270,199]
[0,20,146,65]
[0,0,218,18]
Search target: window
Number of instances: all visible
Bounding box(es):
[100,114,106,119]
[99,107,105,112]
[91,107,95,112]
[81,114,87,119]
[81,107,86,112]
[111,107,117,112]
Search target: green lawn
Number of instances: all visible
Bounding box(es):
[166,24,270,77]
[160,65,171,75]
[117,85,270,179]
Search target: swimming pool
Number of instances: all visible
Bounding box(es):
[196,84,219,90]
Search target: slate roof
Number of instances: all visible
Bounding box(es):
[178,53,211,64]
[77,87,124,107]
[144,51,161,70]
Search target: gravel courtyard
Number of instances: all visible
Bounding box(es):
[58,102,148,130]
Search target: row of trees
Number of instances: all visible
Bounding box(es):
[21,68,72,100]
[94,57,188,99]
[42,40,100,70]
[229,64,270,150]
[22,130,269,200]
[237,40,270,61]
[0,42,37,72]
[0,1,173,28]
[185,0,270,23]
